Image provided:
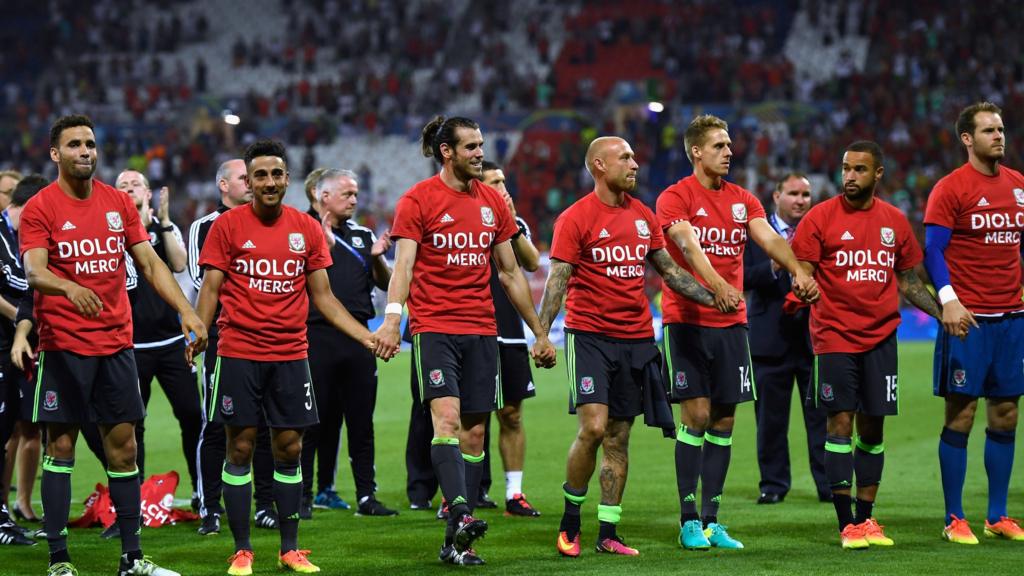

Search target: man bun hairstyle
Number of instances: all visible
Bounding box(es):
[421,115,479,164]
[49,114,95,147]
[243,139,288,167]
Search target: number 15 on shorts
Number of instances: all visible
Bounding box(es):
[885,374,897,404]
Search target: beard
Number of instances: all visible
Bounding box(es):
[843,181,875,202]
[610,173,637,193]
[62,156,96,180]
[453,159,482,184]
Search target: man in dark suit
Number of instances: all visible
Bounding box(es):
[744,173,829,504]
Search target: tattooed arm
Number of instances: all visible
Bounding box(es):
[538,259,573,334]
[664,222,740,312]
[896,267,943,323]
[648,248,715,307]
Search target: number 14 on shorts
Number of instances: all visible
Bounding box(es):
[739,366,751,394]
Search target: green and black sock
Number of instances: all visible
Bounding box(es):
[701,429,732,526]
[42,456,74,564]
[597,504,621,540]
[560,482,587,539]
[431,438,468,546]
[825,435,854,530]
[107,467,142,554]
[853,438,883,523]
[273,461,302,554]
[462,451,485,513]
[222,461,253,551]
[675,425,704,524]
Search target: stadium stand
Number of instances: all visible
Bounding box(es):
[2,0,1024,241]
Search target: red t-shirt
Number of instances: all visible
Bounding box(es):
[656,175,765,326]
[923,163,1024,314]
[390,175,517,335]
[792,195,923,354]
[199,205,331,360]
[550,191,665,339]
[19,180,148,355]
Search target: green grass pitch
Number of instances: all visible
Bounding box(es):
[5,342,1022,575]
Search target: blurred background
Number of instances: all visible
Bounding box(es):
[2,0,1020,337]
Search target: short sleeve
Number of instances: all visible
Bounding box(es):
[642,205,665,250]
[791,208,822,264]
[306,217,333,272]
[895,214,924,271]
[490,188,518,245]
[483,186,520,243]
[550,210,583,265]
[923,177,958,228]
[18,198,51,255]
[198,217,232,272]
[121,192,149,247]
[745,190,767,222]
[390,195,423,243]
[656,186,690,231]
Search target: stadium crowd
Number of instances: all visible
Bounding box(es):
[0,0,1023,573]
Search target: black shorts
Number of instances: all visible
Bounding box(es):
[0,359,33,421]
[499,344,536,405]
[33,349,145,424]
[209,356,318,428]
[812,332,899,416]
[663,323,755,405]
[413,333,499,415]
[565,330,658,420]
[0,362,18,423]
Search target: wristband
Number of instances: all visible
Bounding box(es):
[159,224,175,233]
[384,302,403,316]
[937,285,958,305]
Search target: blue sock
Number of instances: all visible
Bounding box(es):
[984,428,1015,524]
[938,427,968,523]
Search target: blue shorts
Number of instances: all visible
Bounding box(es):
[933,313,1024,399]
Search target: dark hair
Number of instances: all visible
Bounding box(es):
[956,102,1002,138]
[845,140,884,169]
[421,115,479,163]
[481,160,501,172]
[243,139,288,167]
[775,172,808,193]
[49,114,95,148]
[11,174,48,207]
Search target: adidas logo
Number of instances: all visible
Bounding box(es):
[841,231,854,241]
[61,221,76,231]
[978,197,990,207]
[440,213,454,223]
[242,240,256,249]
[696,207,709,217]
[599,228,610,238]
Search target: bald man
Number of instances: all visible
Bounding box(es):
[538,136,716,557]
